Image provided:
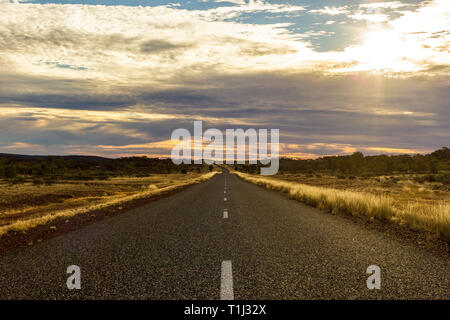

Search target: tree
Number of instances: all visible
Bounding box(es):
[350,152,365,174]
[4,165,17,179]
[429,158,439,173]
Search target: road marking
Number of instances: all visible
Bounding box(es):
[224,197,227,201]
[223,210,228,219]
[224,190,226,194]
[220,260,234,300]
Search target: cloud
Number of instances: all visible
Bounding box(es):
[348,13,390,23]
[308,6,350,16]
[196,0,306,21]
[360,1,410,9]
[140,40,195,54]
[338,0,450,74]
[364,147,427,154]
[0,2,314,85]
[208,0,247,5]
[0,0,31,3]
[0,70,448,157]
[0,1,448,158]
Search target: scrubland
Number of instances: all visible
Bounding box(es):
[235,171,450,240]
[0,171,218,236]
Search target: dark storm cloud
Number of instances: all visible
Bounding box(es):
[0,73,136,110]
[0,93,135,110]
[138,89,219,107]
[1,70,448,156]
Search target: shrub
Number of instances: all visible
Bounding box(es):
[10,176,26,184]
[33,178,44,186]
[4,166,17,179]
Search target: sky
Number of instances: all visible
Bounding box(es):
[0,0,448,158]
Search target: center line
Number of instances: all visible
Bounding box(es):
[224,197,227,201]
[223,210,228,219]
[224,191,226,194]
[220,260,234,300]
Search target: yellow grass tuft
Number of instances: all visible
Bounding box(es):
[235,172,450,239]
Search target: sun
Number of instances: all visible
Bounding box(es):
[343,29,421,73]
[360,30,408,71]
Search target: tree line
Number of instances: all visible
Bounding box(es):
[236,147,450,181]
[0,155,213,183]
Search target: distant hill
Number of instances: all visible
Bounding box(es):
[0,153,110,163]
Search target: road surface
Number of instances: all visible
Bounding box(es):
[0,170,448,299]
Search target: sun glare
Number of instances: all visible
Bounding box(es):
[360,30,411,71]
[343,29,422,73]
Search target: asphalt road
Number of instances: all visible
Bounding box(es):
[0,170,448,299]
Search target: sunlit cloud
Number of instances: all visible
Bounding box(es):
[0,142,46,151]
[359,1,410,9]
[348,13,390,23]
[1,1,448,82]
[308,6,350,16]
[364,147,429,154]
[96,140,178,151]
[0,0,448,158]
[334,1,450,74]
[0,106,178,122]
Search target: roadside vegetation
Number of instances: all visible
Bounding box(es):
[234,147,450,240]
[236,147,450,178]
[0,154,214,182]
[0,154,218,236]
[0,171,218,236]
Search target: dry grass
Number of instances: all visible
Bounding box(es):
[0,171,219,236]
[274,172,449,205]
[235,172,450,240]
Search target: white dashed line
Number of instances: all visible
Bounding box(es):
[220,260,234,300]
[224,197,227,201]
[223,210,228,219]
[224,190,227,194]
